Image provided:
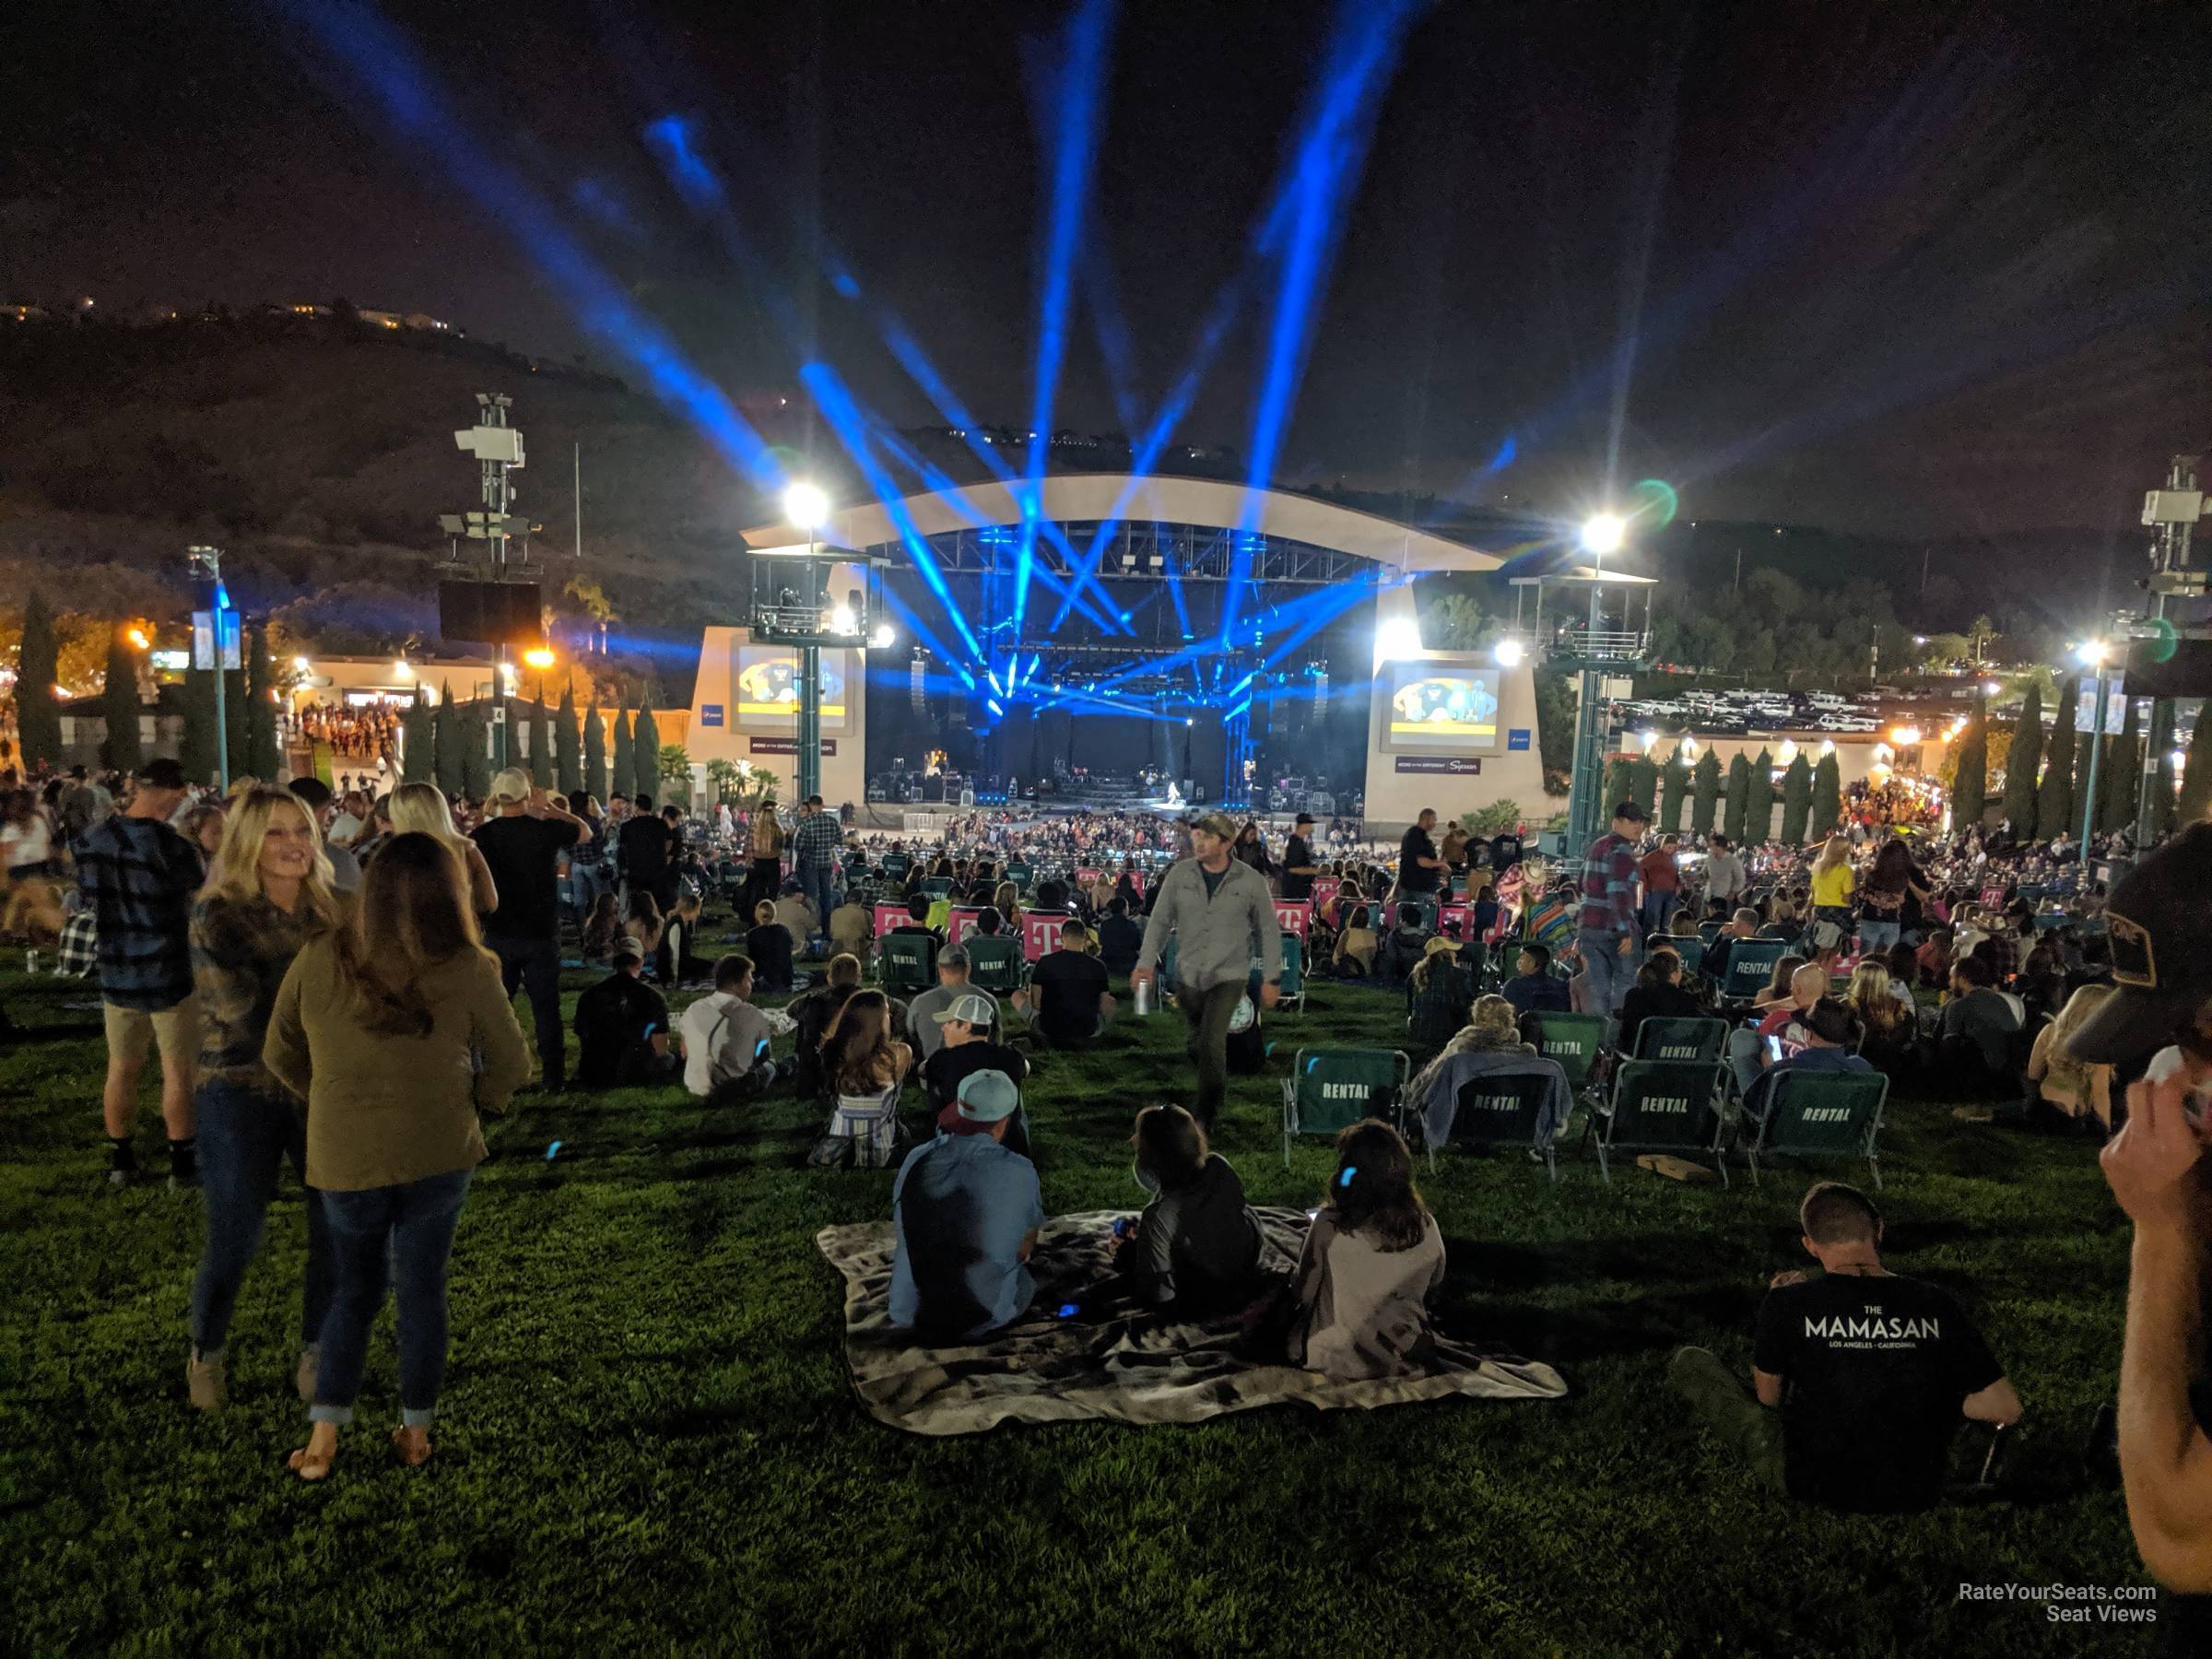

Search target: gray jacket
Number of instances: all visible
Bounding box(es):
[1137,856,1284,993]
[1417,1048,1571,1150]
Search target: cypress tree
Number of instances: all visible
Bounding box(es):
[633,700,662,801]
[16,591,63,771]
[1950,700,1987,832]
[1811,752,1842,841]
[1779,753,1814,844]
[1689,749,1722,835]
[1628,753,1659,818]
[2180,720,2212,830]
[528,692,553,786]
[1603,757,1635,817]
[556,685,583,797]
[609,704,635,802]
[2100,696,2140,835]
[583,700,608,804]
[402,685,433,783]
[2036,677,2078,841]
[2000,682,2042,837]
[1724,752,1753,844]
[100,629,144,772]
[459,700,490,800]
[245,618,280,781]
[1747,748,1777,845]
[433,684,463,794]
[1659,746,1691,834]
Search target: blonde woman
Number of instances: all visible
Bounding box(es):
[2027,982,2118,1129]
[1809,835,1856,941]
[184,787,349,1411]
[387,781,499,915]
[265,831,529,1479]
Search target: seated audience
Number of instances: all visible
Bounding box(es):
[786,954,866,1099]
[1287,1120,1446,1380]
[572,939,676,1088]
[888,1069,1041,1338]
[1668,1181,2020,1511]
[1936,956,2026,1093]
[2023,982,2117,1131]
[772,881,818,951]
[1096,897,1145,976]
[1741,998,1875,1124]
[677,953,794,1100]
[745,900,798,994]
[819,988,912,1168]
[1409,995,1567,1149]
[1015,919,1115,1048]
[1845,960,1919,1071]
[582,892,620,962]
[828,892,873,964]
[623,890,665,964]
[1750,955,1810,1014]
[659,892,708,985]
[1705,908,1763,986]
[1406,935,1467,1001]
[1375,902,1430,985]
[1914,925,1955,991]
[907,944,999,1060]
[1619,947,1704,1056]
[923,993,1032,1152]
[886,892,941,945]
[1332,905,1380,977]
[1116,1104,1263,1316]
[1501,944,1571,1016]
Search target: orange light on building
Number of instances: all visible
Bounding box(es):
[524,646,556,670]
[126,627,150,650]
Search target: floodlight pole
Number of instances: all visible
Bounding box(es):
[2135,453,2201,849]
[798,525,822,804]
[188,545,231,794]
[478,394,515,772]
[2079,657,2108,852]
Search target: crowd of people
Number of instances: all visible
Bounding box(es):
[283,700,403,763]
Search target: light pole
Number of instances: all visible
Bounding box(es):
[1564,513,1636,858]
[2077,640,2111,852]
[782,481,830,804]
[186,545,234,792]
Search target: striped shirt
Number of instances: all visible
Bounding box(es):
[73,815,202,1009]
[1577,832,1640,938]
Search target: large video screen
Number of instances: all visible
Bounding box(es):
[1385,663,1500,751]
[734,643,849,730]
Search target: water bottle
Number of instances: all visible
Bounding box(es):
[1134,975,1151,1018]
[25,949,38,973]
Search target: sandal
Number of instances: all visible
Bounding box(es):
[287,1445,335,1483]
[391,1426,432,1468]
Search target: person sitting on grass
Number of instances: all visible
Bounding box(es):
[888,1069,1041,1340]
[1914,924,1955,990]
[1375,901,1430,986]
[1936,955,2025,1095]
[1096,896,1145,976]
[922,992,1030,1154]
[1012,918,1115,1049]
[906,944,998,1062]
[1286,1119,1445,1380]
[658,891,709,986]
[1618,947,1705,1056]
[771,878,818,954]
[1667,1180,2021,1512]
[745,900,796,994]
[677,953,794,1101]
[572,937,676,1088]
[1331,904,1380,978]
[1845,960,1919,1073]
[1114,1104,1262,1318]
[582,891,619,963]
[819,989,912,1169]
[2022,982,2117,1132]
[1500,943,1571,1016]
[828,889,873,965]
[1740,997,1875,1126]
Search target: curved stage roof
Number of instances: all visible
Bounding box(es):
[744,473,1501,575]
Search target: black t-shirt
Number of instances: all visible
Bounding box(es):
[619,816,673,884]
[1397,826,1441,893]
[1281,835,1315,900]
[1488,833,1523,869]
[473,816,578,941]
[1753,1273,2004,1512]
[1028,948,1110,1042]
[746,923,795,991]
[923,1040,1030,1113]
[571,971,670,1088]
[1097,913,1145,974]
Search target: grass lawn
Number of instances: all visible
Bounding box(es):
[0,930,2157,1657]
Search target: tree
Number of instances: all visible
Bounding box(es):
[1747,749,1777,845]
[1811,752,1841,841]
[706,757,745,805]
[1659,746,1691,833]
[609,704,635,802]
[179,669,217,786]
[527,693,553,786]
[100,628,143,772]
[583,700,609,805]
[1424,593,1500,653]
[633,700,662,801]
[2181,719,2212,830]
[1949,700,1987,831]
[1533,671,1576,783]
[555,686,583,797]
[1689,749,1722,835]
[1724,752,1753,844]
[1629,753,1659,818]
[1603,757,1635,818]
[658,744,692,800]
[1999,681,2042,837]
[459,700,490,800]
[1779,753,1814,844]
[1461,799,1523,835]
[433,683,463,794]
[245,618,280,782]
[2100,695,2140,835]
[15,591,62,771]
[402,685,433,783]
[2035,676,2077,841]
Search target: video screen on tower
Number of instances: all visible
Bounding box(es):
[733,643,849,730]
[1384,663,1500,751]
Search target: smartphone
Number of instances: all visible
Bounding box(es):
[1764,1034,1784,1064]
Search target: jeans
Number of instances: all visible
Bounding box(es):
[1179,979,1246,1129]
[1576,927,1641,1015]
[1641,890,1680,937]
[569,861,606,924]
[490,934,564,1088]
[796,865,836,941]
[1727,1028,1767,1100]
[312,1169,473,1428]
[1858,919,1900,956]
[189,1079,335,1360]
[1667,1347,1786,1493]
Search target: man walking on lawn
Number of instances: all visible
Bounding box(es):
[790,794,843,953]
[1577,799,1645,1015]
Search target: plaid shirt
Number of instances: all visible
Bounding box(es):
[73,815,202,1009]
[791,810,843,869]
[1577,832,1640,938]
[56,908,99,977]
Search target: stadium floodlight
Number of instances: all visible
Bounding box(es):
[782,480,830,532]
[830,605,857,635]
[870,623,896,649]
[1581,513,1626,556]
[2073,640,2111,667]
[1376,616,1424,658]
[1493,636,1524,668]
[1891,725,1922,745]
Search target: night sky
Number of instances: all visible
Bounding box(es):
[7,0,2208,537]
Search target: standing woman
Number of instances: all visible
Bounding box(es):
[184,787,349,1410]
[1233,819,1273,879]
[263,831,529,1480]
[1808,834,1857,946]
[386,781,500,915]
[746,798,785,918]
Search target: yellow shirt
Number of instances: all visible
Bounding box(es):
[1810,864,1856,908]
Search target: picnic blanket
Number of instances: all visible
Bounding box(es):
[816,1206,1570,1436]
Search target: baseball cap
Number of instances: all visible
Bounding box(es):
[135,757,187,790]
[954,1068,1021,1122]
[2067,822,2212,1065]
[1422,935,1459,958]
[611,936,646,963]
[1611,799,1648,823]
[1295,813,1315,827]
[939,943,971,970]
[933,991,996,1027]
[1194,810,1238,841]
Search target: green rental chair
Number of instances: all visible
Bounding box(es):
[963,934,1024,995]
[1718,938,1788,1004]
[1432,1066,1571,1181]
[1743,1069,1890,1190]
[1282,1047,1408,1167]
[1588,1059,1729,1184]
[1630,1017,1729,1065]
[1520,1010,1608,1095]
[878,932,938,996]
